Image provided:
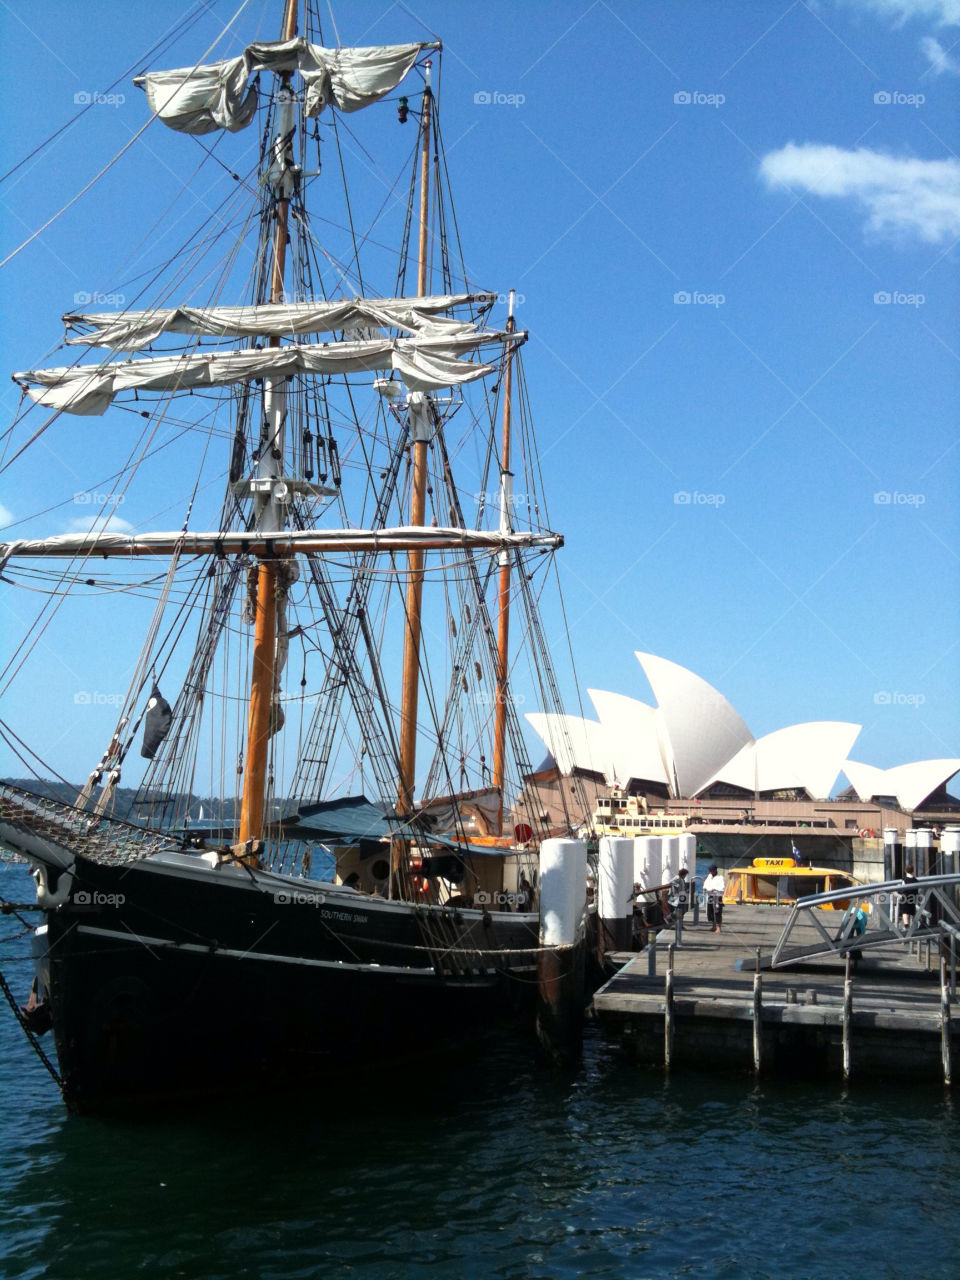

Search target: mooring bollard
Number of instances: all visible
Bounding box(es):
[679,833,696,924]
[662,835,679,885]
[634,836,662,902]
[905,829,917,890]
[941,953,952,1087]
[598,835,634,953]
[664,942,676,1070]
[647,939,657,977]
[916,828,933,879]
[536,838,587,1062]
[843,953,853,1081]
[883,826,901,882]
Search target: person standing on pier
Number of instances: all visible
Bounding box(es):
[664,867,689,926]
[703,864,725,933]
[899,864,919,929]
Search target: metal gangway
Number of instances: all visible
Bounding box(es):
[765,874,960,971]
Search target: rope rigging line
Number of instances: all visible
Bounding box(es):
[0,970,63,1090]
[0,8,581,880]
[0,1,211,186]
[0,0,257,270]
[1,79,286,802]
[0,148,263,493]
[0,378,206,696]
[0,719,75,793]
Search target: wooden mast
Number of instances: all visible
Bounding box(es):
[396,65,433,820]
[238,0,299,846]
[492,291,517,835]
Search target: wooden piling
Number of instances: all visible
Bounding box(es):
[842,953,853,1081]
[942,953,952,1087]
[536,940,585,1063]
[664,943,675,1071]
[592,903,960,1085]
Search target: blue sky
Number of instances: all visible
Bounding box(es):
[0,0,958,792]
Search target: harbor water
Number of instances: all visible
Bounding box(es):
[2,862,959,1280]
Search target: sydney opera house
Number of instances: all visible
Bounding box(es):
[522,652,959,840]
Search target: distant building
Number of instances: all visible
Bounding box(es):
[522,652,959,832]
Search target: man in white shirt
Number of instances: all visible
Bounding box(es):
[703,863,726,933]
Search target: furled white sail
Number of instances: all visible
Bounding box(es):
[0,527,563,562]
[136,39,433,135]
[15,330,524,416]
[64,295,495,352]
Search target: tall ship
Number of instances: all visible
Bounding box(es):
[0,3,589,1112]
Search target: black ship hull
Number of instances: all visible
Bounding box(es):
[27,850,541,1113]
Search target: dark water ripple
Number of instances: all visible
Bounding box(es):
[2,863,959,1280]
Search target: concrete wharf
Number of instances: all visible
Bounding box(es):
[593,904,957,1083]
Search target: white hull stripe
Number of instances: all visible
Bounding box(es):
[73,924,537,977]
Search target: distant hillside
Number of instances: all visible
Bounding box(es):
[2,779,236,824]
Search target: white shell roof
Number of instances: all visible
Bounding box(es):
[524,652,953,810]
[843,758,960,812]
[635,651,754,799]
[524,713,616,781]
[586,690,669,787]
[707,721,861,800]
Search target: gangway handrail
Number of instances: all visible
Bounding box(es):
[768,873,960,969]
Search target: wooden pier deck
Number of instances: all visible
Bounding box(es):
[593,905,957,1082]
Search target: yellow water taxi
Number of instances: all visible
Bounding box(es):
[722,857,865,910]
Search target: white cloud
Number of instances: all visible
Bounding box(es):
[841,0,960,25]
[920,32,960,69]
[0,502,12,529]
[760,143,960,243]
[66,513,134,535]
